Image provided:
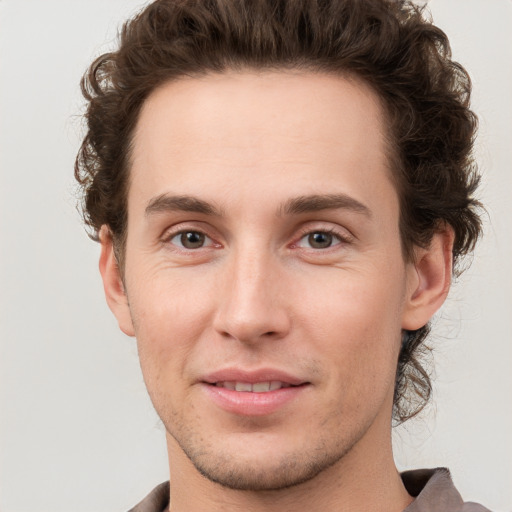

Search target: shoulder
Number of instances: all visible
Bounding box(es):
[127,471,493,512]
[401,468,492,512]
[127,481,170,512]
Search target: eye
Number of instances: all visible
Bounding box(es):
[169,230,211,249]
[296,230,343,249]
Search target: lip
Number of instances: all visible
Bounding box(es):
[202,368,307,386]
[200,368,310,416]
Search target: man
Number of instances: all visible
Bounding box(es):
[75,0,487,510]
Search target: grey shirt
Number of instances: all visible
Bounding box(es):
[128,467,491,512]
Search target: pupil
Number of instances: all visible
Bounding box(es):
[181,231,205,249]
[309,232,332,249]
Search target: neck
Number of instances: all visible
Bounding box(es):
[165,412,413,512]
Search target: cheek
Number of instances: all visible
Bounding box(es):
[126,266,217,378]
[299,260,406,339]
[296,264,405,401]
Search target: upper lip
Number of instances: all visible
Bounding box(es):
[201,368,308,386]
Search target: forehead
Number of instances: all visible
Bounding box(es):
[129,70,394,215]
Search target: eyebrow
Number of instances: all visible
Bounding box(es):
[145,194,223,217]
[144,192,371,218]
[281,194,372,218]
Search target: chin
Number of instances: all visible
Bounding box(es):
[172,430,356,492]
[195,452,346,491]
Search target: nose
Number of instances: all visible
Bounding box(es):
[213,248,291,344]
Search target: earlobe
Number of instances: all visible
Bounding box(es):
[98,226,135,337]
[402,226,455,331]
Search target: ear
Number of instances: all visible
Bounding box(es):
[98,226,135,337]
[402,225,455,331]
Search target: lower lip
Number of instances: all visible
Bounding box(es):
[201,383,308,416]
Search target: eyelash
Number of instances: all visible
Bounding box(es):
[163,228,218,251]
[292,227,353,250]
[162,225,352,253]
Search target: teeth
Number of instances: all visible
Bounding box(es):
[252,382,270,393]
[270,381,283,391]
[216,381,291,392]
[235,382,252,392]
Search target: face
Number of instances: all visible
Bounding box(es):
[102,70,442,491]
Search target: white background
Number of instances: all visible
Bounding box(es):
[0,1,511,510]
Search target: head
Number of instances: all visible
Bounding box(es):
[75,0,482,489]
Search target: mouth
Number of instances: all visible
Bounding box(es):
[201,370,310,416]
[212,381,300,393]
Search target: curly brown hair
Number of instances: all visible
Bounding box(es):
[75,0,482,423]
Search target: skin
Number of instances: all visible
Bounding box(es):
[100,70,453,512]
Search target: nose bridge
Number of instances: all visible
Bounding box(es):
[214,242,289,343]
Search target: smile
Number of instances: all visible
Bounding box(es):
[214,381,296,392]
